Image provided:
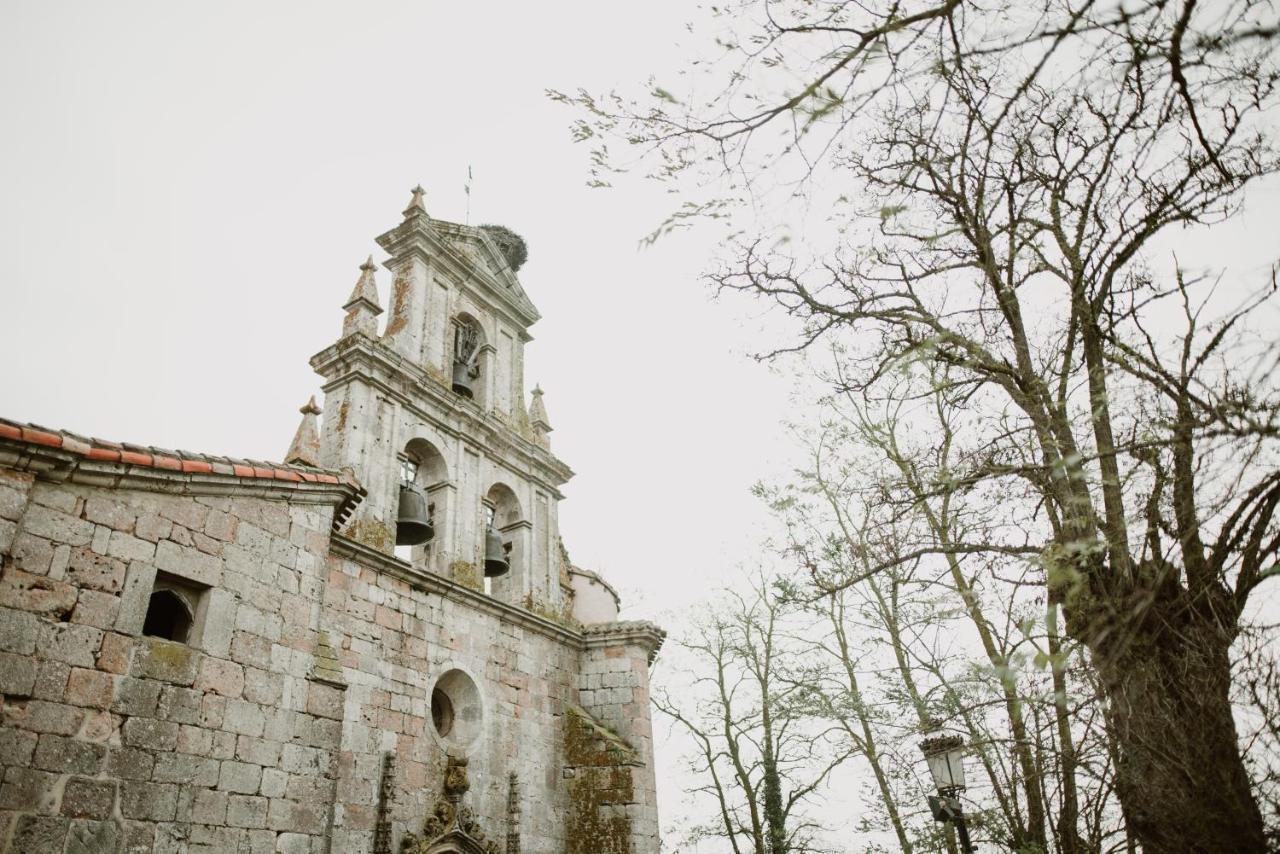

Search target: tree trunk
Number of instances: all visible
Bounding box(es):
[1083,593,1265,853]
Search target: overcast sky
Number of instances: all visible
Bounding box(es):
[3,3,1277,849]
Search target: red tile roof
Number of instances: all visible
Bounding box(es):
[0,416,366,532]
[0,416,359,488]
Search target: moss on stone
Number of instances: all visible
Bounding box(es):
[450,560,482,591]
[347,517,394,552]
[523,593,580,630]
[564,704,639,854]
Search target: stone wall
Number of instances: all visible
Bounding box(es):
[0,476,341,853]
[320,541,582,853]
[576,632,661,852]
[0,465,662,854]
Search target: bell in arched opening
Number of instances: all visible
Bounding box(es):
[483,523,510,577]
[396,484,434,546]
[452,320,481,398]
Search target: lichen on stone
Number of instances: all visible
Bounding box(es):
[346,517,394,552]
[450,560,482,591]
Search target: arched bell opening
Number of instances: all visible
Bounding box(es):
[483,482,529,603]
[450,313,489,407]
[395,438,450,570]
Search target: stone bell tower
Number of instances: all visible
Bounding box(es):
[309,186,573,610]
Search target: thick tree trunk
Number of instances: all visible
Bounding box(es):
[1084,594,1265,853]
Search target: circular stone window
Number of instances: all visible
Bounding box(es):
[429,669,482,749]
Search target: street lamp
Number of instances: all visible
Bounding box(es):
[920,731,975,853]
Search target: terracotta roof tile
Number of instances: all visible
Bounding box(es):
[22,427,62,447]
[0,415,363,492]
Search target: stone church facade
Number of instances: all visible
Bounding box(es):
[0,189,663,854]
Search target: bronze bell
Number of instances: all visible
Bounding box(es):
[451,361,477,398]
[483,523,510,577]
[395,485,434,546]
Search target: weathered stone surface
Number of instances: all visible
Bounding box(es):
[0,605,39,654]
[71,588,120,630]
[111,677,161,717]
[5,699,86,736]
[64,666,114,709]
[155,538,222,587]
[61,777,116,819]
[0,650,37,695]
[32,733,106,775]
[120,780,179,821]
[107,746,155,781]
[218,760,262,795]
[64,818,119,854]
[0,567,77,618]
[114,560,158,634]
[37,621,104,669]
[64,546,127,594]
[0,728,38,766]
[10,813,68,854]
[0,766,61,811]
[122,716,180,751]
[134,636,200,685]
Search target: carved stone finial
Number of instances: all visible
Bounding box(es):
[285,396,322,466]
[343,256,383,321]
[404,184,427,219]
[529,386,552,434]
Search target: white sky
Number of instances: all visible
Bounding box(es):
[3,3,1277,850]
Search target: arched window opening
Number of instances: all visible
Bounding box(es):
[143,589,193,643]
[484,483,530,605]
[451,316,483,400]
[396,438,451,569]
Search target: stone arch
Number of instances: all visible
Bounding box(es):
[484,481,529,604]
[398,436,452,571]
[424,836,490,854]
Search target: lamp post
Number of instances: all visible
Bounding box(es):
[920,731,975,853]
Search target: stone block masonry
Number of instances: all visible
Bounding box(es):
[0,470,351,854]
[0,421,664,854]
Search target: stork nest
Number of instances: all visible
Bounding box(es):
[478,224,528,273]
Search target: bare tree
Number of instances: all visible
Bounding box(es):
[559,1,1280,849]
[655,574,854,853]
[762,372,1129,853]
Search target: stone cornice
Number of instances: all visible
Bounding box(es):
[330,534,582,646]
[310,335,573,493]
[582,620,668,664]
[331,536,666,665]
